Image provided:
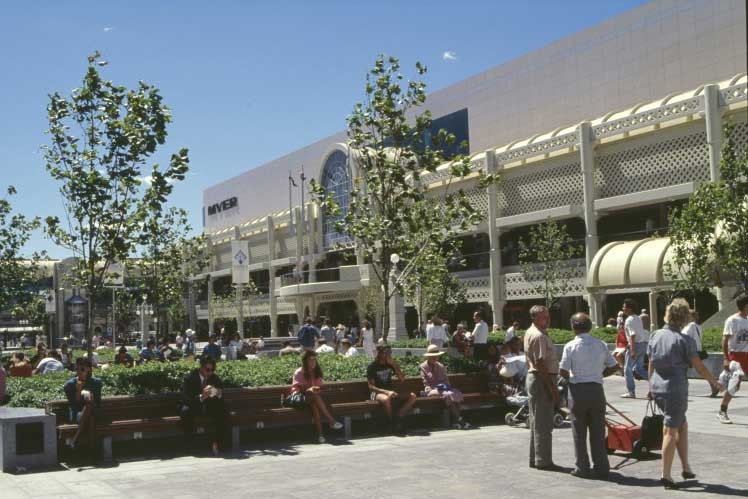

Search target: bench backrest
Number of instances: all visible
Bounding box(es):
[45,373,488,425]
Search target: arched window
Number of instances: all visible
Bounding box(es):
[321,150,352,248]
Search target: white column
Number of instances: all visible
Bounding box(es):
[267,216,277,337]
[294,206,305,321]
[648,291,659,330]
[234,226,244,338]
[388,274,407,340]
[207,275,215,335]
[485,149,505,325]
[714,285,737,312]
[704,83,723,182]
[579,122,602,326]
[309,204,318,283]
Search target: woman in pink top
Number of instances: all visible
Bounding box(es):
[288,350,343,443]
[420,345,470,429]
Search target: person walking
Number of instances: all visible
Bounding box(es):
[297,316,320,351]
[717,294,748,423]
[360,320,376,359]
[647,298,724,489]
[621,298,649,398]
[524,305,559,470]
[559,313,619,479]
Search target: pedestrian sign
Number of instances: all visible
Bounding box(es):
[231,240,250,283]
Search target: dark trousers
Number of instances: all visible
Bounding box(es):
[180,398,228,446]
[569,382,609,473]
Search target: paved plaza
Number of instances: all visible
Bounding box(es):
[1,376,746,499]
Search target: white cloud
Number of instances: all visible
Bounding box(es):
[137,175,177,185]
[442,50,458,62]
[103,26,114,32]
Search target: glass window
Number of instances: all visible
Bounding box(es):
[321,150,352,249]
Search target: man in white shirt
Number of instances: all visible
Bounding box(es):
[505,321,520,343]
[338,338,359,357]
[315,339,335,354]
[560,313,618,479]
[34,350,66,374]
[470,311,489,360]
[718,295,748,424]
[621,298,649,398]
[426,318,447,348]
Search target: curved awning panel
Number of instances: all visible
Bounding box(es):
[588,237,677,290]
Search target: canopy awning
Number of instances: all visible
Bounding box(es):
[587,237,677,290]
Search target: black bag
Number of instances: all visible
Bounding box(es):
[282,391,306,409]
[640,400,664,450]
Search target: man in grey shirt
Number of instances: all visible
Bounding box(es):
[560,313,619,479]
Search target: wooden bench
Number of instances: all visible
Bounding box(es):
[45,373,504,461]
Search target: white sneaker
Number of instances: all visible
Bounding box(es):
[620,392,636,399]
[718,411,733,424]
[318,435,326,444]
[330,421,344,431]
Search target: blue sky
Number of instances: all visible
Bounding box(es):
[0,0,650,258]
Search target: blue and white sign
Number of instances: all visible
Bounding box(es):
[231,240,250,284]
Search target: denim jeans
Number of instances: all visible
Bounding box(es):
[624,344,647,394]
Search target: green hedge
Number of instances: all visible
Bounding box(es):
[390,326,723,352]
[4,354,482,409]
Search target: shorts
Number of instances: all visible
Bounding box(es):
[728,352,748,374]
[68,409,84,424]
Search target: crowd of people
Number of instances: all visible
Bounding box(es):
[2,293,745,491]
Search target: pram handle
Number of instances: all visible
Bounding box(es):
[605,402,637,426]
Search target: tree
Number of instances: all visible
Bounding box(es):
[666,123,748,296]
[43,52,189,355]
[311,55,498,339]
[401,243,466,325]
[518,218,581,308]
[135,207,209,335]
[0,186,45,313]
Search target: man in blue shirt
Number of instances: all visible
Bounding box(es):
[297,317,320,351]
[202,334,223,361]
[140,339,158,363]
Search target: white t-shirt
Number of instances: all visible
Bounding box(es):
[472,321,489,344]
[624,314,649,343]
[682,322,702,351]
[559,333,617,385]
[36,357,65,374]
[342,346,359,357]
[505,327,516,343]
[175,335,184,345]
[723,313,748,353]
[428,325,447,342]
[316,344,335,354]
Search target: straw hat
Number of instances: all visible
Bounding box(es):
[336,324,346,330]
[423,344,445,357]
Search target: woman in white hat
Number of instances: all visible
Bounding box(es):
[420,345,470,429]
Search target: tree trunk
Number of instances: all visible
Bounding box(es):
[381,280,390,340]
[86,283,94,359]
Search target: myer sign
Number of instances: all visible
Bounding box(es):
[207,196,238,216]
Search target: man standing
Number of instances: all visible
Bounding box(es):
[367,341,417,433]
[297,316,320,351]
[180,355,228,455]
[621,298,649,398]
[524,305,559,470]
[320,319,335,348]
[202,334,222,361]
[560,313,618,479]
[470,311,489,361]
[718,295,748,424]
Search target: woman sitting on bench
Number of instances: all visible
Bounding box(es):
[63,357,102,451]
[285,350,344,443]
[420,345,471,429]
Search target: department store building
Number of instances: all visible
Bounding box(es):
[194,0,747,339]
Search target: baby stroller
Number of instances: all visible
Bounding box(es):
[502,362,567,428]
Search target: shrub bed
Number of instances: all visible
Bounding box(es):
[389,326,723,352]
[4,353,482,409]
